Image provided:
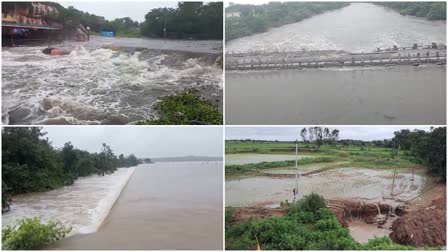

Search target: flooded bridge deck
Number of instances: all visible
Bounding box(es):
[226,48,446,71]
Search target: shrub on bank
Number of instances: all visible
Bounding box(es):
[137,90,222,125]
[2,217,71,250]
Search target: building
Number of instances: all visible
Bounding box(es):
[2,2,63,46]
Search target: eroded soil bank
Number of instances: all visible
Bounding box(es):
[228,182,446,247]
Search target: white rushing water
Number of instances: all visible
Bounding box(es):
[2,36,223,125]
[2,167,135,235]
[227,3,446,53]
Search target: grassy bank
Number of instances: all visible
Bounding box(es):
[226,193,413,250]
[226,157,338,177]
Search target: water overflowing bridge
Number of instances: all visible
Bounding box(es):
[226,47,446,71]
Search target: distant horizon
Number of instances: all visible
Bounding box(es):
[225,127,433,142]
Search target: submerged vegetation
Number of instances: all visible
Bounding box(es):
[226,2,349,41]
[137,90,222,125]
[226,193,413,250]
[2,217,71,250]
[2,127,141,211]
[376,2,446,20]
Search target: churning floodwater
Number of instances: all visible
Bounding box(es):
[225,167,436,207]
[49,162,223,250]
[2,167,135,234]
[2,35,223,125]
[226,3,446,53]
[226,65,446,124]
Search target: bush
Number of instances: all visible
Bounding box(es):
[363,236,414,250]
[2,217,71,250]
[137,90,222,125]
[288,193,326,214]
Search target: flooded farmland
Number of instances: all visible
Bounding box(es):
[225,167,436,207]
[2,35,223,125]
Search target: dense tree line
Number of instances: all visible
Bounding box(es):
[300,127,339,147]
[9,2,223,39]
[2,127,141,212]
[225,2,349,41]
[376,2,446,20]
[46,3,141,36]
[141,2,223,39]
[392,127,446,179]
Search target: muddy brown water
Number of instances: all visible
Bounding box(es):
[226,65,446,125]
[49,162,223,250]
[225,167,436,207]
[226,3,446,53]
[348,220,393,244]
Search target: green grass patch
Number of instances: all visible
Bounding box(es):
[226,193,414,250]
[225,157,338,178]
[137,90,222,125]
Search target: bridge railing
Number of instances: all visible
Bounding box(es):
[226,51,446,70]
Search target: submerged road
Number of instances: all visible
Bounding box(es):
[49,162,223,250]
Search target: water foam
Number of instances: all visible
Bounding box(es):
[2,44,222,125]
[2,167,136,236]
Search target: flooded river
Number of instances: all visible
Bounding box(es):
[225,3,446,125]
[2,168,135,234]
[225,167,436,207]
[227,3,446,53]
[50,162,223,250]
[226,65,446,125]
[2,35,223,125]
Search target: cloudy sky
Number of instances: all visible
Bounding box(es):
[226,126,433,141]
[44,126,223,158]
[59,1,178,22]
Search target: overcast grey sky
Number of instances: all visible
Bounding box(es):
[59,1,178,22]
[225,127,433,141]
[43,126,223,158]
